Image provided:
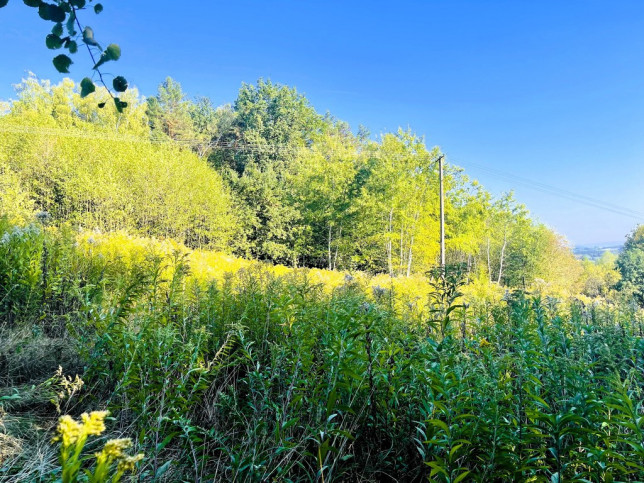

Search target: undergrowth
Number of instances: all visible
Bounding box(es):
[1,220,643,482]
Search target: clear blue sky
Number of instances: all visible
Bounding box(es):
[2,0,644,245]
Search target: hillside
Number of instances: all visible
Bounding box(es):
[0,76,589,292]
[0,76,638,483]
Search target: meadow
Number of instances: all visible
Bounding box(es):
[1,220,643,482]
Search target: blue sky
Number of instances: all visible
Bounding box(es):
[2,0,644,245]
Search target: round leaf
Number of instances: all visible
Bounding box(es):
[23,0,41,7]
[51,22,63,36]
[105,44,121,61]
[52,54,72,73]
[80,77,96,98]
[66,40,78,53]
[46,34,63,49]
[112,76,128,93]
[0,0,8,7]
[94,3,103,14]
[39,3,65,22]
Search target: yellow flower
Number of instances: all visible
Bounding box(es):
[81,411,108,436]
[53,415,81,447]
[117,453,145,472]
[100,438,132,459]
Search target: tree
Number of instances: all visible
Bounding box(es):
[580,251,620,298]
[0,77,240,250]
[289,121,362,269]
[210,79,327,264]
[147,77,194,142]
[617,225,644,305]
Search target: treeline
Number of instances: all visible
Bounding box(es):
[0,75,588,288]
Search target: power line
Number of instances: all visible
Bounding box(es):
[0,125,437,162]
[455,159,644,221]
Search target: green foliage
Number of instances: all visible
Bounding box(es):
[617,224,644,305]
[52,53,73,73]
[92,43,120,69]
[111,75,127,93]
[1,223,643,481]
[0,77,241,250]
[79,77,95,97]
[1,75,585,291]
[1,0,128,110]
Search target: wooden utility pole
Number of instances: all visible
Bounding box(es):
[438,155,445,270]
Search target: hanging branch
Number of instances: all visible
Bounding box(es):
[0,0,129,111]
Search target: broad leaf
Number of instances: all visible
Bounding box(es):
[51,22,63,36]
[93,43,121,69]
[52,54,72,73]
[112,76,128,93]
[80,77,96,98]
[82,26,100,48]
[45,33,63,49]
[38,3,65,22]
[66,40,78,53]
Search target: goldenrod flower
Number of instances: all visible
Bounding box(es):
[81,410,108,436]
[117,453,145,472]
[100,438,132,459]
[53,415,81,447]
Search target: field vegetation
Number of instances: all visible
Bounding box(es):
[0,75,643,482]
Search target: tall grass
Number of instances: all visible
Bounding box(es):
[1,220,643,481]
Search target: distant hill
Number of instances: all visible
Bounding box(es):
[573,242,623,261]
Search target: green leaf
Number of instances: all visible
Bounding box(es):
[454,471,471,483]
[82,26,101,48]
[38,3,65,22]
[113,97,127,113]
[51,22,63,36]
[94,3,103,14]
[66,40,78,54]
[52,54,72,73]
[97,102,106,108]
[46,34,63,49]
[65,12,77,36]
[80,77,96,98]
[23,0,41,5]
[93,43,121,69]
[69,0,85,7]
[112,76,128,92]
[0,0,8,7]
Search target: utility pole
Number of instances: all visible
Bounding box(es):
[438,155,445,270]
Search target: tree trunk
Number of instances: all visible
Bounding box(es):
[399,224,404,276]
[328,223,333,270]
[406,234,414,277]
[333,225,342,270]
[497,231,508,284]
[486,236,492,282]
[387,207,394,276]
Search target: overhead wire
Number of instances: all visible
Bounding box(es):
[454,158,644,221]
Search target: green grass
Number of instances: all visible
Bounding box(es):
[1,220,644,482]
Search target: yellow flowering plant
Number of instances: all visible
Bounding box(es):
[52,411,144,483]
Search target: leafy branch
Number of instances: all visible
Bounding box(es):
[0,0,128,111]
